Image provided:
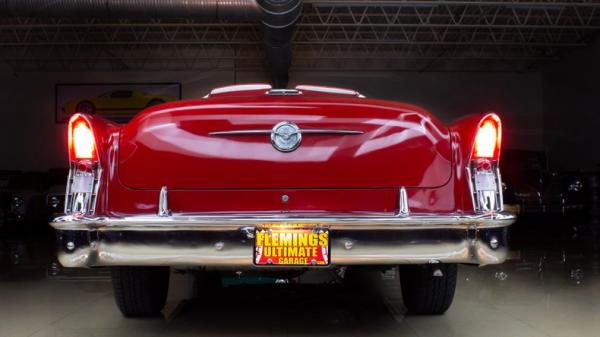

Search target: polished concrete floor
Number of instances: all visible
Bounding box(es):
[1,220,599,337]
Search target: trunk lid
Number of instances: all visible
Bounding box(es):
[118,96,453,190]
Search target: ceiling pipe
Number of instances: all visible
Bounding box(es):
[258,0,301,88]
[0,0,302,88]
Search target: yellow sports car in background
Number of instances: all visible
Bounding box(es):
[62,89,177,121]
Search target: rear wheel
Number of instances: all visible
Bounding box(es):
[111,266,170,317]
[399,264,457,315]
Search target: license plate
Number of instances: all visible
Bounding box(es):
[254,225,330,266]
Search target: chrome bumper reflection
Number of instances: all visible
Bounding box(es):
[51,212,515,231]
[51,212,515,268]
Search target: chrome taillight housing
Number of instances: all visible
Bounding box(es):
[64,114,101,215]
[468,114,503,213]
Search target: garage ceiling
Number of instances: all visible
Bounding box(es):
[1,0,599,72]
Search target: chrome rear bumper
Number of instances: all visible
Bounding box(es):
[50,212,515,268]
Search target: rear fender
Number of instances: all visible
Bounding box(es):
[70,114,121,214]
[450,113,502,212]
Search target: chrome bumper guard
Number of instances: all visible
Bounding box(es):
[50,212,515,268]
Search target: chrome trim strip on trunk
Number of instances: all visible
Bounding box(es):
[209,130,272,136]
[209,129,364,136]
[50,212,515,231]
[302,129,364,135]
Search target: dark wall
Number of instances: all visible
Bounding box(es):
[0,69,237,171]
[0,68,542,171]
[291,71,543,152]
[543,38,600,171]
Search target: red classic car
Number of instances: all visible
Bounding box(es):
[50,84,515,317]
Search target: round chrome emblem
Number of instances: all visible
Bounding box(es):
[271,121,302,152]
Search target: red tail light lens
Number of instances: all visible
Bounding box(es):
[68,114,97,161]
[472,114,501,161]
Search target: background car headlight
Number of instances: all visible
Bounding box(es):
[47,195,65,213]
[49,196,62,209]
[10,195,25,218]
[568,179,583,192]
[11,196,23,209]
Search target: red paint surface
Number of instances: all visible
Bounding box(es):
[117,96,453,189]
[81,85,501,216]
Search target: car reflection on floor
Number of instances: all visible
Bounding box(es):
[1,218,599,337]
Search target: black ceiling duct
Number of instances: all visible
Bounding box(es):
[257,0,301,88]
[0,0,302,88]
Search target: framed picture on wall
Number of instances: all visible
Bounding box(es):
[55,82,182,123]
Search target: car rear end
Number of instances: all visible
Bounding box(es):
[50,85,515,316]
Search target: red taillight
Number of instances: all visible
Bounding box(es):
[68,114,97,161]
[472,114,501,161]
